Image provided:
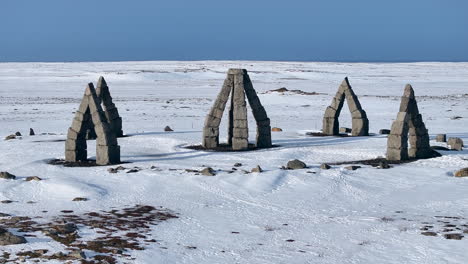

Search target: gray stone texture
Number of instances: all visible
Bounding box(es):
[435,134,446,142]
[65,83,120,165]
[322,77,369,136]
[386,84,433,161]
[202,69,272,150]
[447,137,464,151]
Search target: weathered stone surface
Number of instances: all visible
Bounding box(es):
[322,77,369,136]
[320,163,331,170]
[25,176,42,181]
[435,134,447,142]
[0,171,16,180]
[29,128,35,136]
[164,126,174,132]
[287,159,307,170]
[386,85,432,161]
[201,167,216,176]
[448,137,464,151]
[65,83,120,165]
[202,69,272,149]
[0,228,27,245]
[251,165,263,173]
[454,168,468,177]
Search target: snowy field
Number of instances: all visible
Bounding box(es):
[0,61,468,263]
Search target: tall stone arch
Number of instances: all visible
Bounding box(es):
[322,77,369,136]
[65,83,121,165]
[202,69,272,150]
[86,77,123,139]
[386,84,434,161]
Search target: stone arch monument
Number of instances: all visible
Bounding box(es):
[386,84,435,161]
[322,77,369,136]
[86,76,123,139]
[202,69,272,150]
[65,83,121,165]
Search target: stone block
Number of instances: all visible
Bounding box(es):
[387,135,408,149]
[386,147,409,161]
[324,107,337,118]
[65,150,87,162]
[396,112,409,122]
[390,121,409,135]
[448,137,464,151]
[232,138,248,150]
[203,127,219,137]
[351,109,367,119]
[202,137,219,148]
[435,134,446,142]
[71,118,85,133]
[65,139,86,151]
[233,128,249,138]
[351,118,369,136]
[96,145,120,165]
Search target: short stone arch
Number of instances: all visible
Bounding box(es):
[85,76,123,139]
[386,84,435,161]
[322,77,369,136]
[65,83,121,165]
[202,69,272,150]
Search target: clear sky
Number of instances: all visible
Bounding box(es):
[1,0,467,62]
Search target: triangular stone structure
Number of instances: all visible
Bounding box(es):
[65,83,121,165]
[202,69,272,150]
[386,84,434,161]
[322,77,369,136]
[86,77,123,139]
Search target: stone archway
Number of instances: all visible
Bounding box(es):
[322,77,369,136]
[65,83,120,165]
[386,84,434,161]
[202,69,272,150]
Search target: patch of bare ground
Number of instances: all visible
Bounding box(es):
[47,159,129,167]
[0,205,178,263]
[263,87,322,95]
[186,143,279,152]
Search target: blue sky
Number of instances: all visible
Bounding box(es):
[1,0,467,62]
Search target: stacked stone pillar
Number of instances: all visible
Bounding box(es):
[202,69,272,150]
[65,83,120,165]
[386,84,432,161]
[322,77,369,136]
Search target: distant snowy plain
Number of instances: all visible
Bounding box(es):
[0,61,467,263]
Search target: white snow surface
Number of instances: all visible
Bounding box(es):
[0,61,468,263]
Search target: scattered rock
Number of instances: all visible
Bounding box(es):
[444,233,464,240]
[455,168,468,177]
[15,131,22,136]
[378,160,390,169]
[72,197,88,202]
[320,163,331,170]
[421,231,437,236]
[344,165,361,170]
[29,128,35,136]
[200,167,216,176]
[251,165,263,173]
[68,249,86,259]
[1,200,13,204]
[126,167,142,173]
[287,159,307,170]
[450,116,463,120]
[185,169,199,173]
[4,134,16,140]
[271,127,283,132]
[435,134,446,142]
[379,129,391,135]
[164,126,174,132]
[431,146,450,151]
[0,227,27,245]
[108,166,126,173]
[25,176,42,181]
[339,127,352,133]
[448,137,464,151]
[233,163,242,167]
[0,172,16,180]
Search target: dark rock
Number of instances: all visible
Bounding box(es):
[72,197,88,202]
[4,134,16,140]
[431,146,450,151]
[233,163,242,167]
[444,233,464,240]
[287,159,307,170]
[339,127,352,133]
[378,160,390,169]
[345,165,361,170]
[25,176,42,181]
[164,126,174,132]
[29,128,35,136]
[251,165,263,173]
[0,227,27,245]
[455,168,468,177]
[15,131,22,136]
[421,231,437,236]
[320,163,331,170]
[379,129,391,135]
[201,167,216,176]
[0,172,16,180]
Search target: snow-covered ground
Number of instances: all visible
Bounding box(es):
[0,61,467,263]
